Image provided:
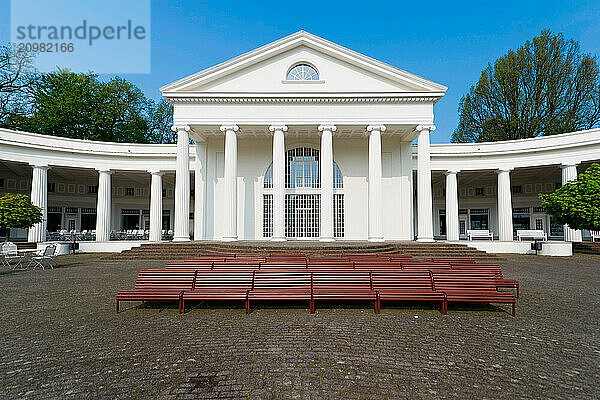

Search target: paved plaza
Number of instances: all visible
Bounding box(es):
[0,253,598,399]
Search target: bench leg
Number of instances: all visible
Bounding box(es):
[512,302,515,317]
[309,299,315,314]
[245,299,249,314]
[116,300,119,314]
[181,298,185,314]
[442,300,447,315]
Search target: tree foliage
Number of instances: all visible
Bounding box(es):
[0,44,38,125]
[0,45,175,144]
[12,69,174,143]
[453,30,600,143]
[539,163,600,231]
[0,194,43,240]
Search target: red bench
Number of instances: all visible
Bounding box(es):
[451,263,519,297]
[247,270,313,313]
[373,271,447,314]
[431,271,516,316]
[116,269,196,313]
[312,270,378,313]
[181,270,254,313]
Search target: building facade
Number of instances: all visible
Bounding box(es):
[1,31,599,247]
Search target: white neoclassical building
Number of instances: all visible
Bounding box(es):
[1,31,599,254]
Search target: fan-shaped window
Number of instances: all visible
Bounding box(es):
[286,64,319,81]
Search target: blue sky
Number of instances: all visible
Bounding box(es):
[1,0,600,143]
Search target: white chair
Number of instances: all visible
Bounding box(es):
[590,231,600,242]
[1,242,25,269]
[27,244,57,270]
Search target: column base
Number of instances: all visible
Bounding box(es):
[416,237,435,242]
[172,236,191,242]
[271,236,287,242]
[319,237,335,242]
[221,236,238,242]
[368,237,384,242]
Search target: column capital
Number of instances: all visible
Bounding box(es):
[268,124,288,133]
[366,124,386,133]
[496,168,512,174]
[148,169,165,176]
[416,124,436,133]
[444,170,459,176]
[318,124,337,133]
[219,124,239,133]
[29,163,50,170]
[96,168,113,174]
[170,124,190,133]
[561,163,579,169]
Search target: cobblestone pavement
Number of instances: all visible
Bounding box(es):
[1,253,598,399]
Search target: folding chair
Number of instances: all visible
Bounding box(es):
[27,244,57,270]
[1,242,25,269]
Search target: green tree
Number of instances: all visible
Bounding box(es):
[0,194,43,241]
[539,163,600,231]
[453,30,600,143]
[3,67,174,143]
[0,44,38,127]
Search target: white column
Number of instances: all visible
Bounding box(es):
[444,170,459,241]
[497,168,513,241]
[95,169,112,242]
[149,170,163,242]
[28,165,49,242]
[172,125,191,241]
[194,141,207,241]
[221,124,239,241]
[318,124,336,241]
[416,125,435,242]
[399,140,414,240]
[561,164,582,242]
[367,124,385,242]
[269,125,287,241]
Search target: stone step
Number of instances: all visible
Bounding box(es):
[106,240,498,261]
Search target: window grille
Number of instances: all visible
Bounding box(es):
[286,64,319,81]
[264,164,273,188]
[285,194,320,238]
[121,209,140,215]
[286,147,320,188]
[88,185,98,194]
[533,206,544,213]
[512,185,522,194]
[475,187,484,196]
[334,194,344,238]
[333,163,343,188]
[81,208,96,214]
[142,209,150,216]
[513,207,530,214]
[48,206,62,213]
[48,182,55,192]
[470,209,489,214]
[263,194,273,237]
[125,187,134,196]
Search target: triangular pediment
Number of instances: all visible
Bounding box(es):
[161,31,447,96]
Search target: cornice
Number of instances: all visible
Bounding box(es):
[167,95,442,104]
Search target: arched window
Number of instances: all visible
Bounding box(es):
[263,147,344,239]
[286,63,319,81]
[263,149,343,189]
